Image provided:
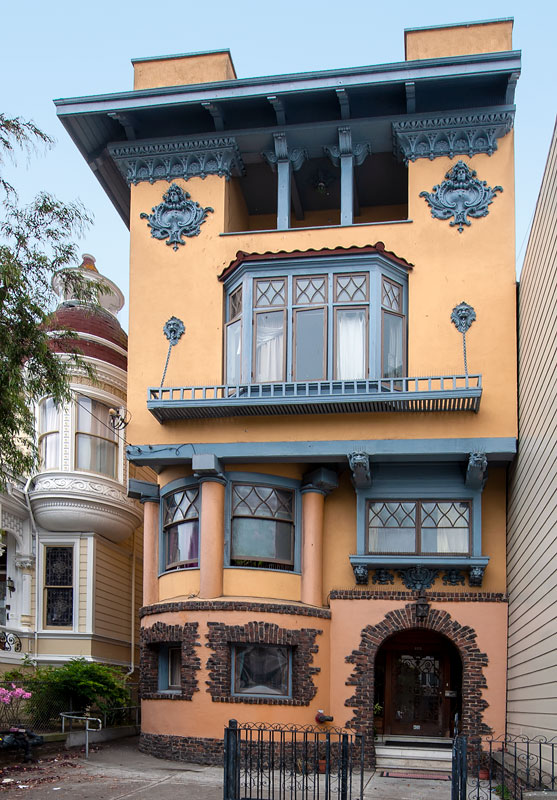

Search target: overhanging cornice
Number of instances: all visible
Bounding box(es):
[54,51,521,115]
[126,437,517,471]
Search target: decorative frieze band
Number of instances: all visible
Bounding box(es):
[108,136,245,185]
[392,110,514,164]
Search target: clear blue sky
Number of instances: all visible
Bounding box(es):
[2,0,555,330]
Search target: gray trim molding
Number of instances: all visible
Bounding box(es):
[393,110,514,164]
[126,437,517,470]
[128,479,160,504]
[108,136,245,185]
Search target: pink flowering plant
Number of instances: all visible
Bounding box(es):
[0,684,32,728]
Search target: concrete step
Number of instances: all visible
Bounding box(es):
[375,745,453,773]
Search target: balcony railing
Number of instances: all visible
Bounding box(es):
[147,374,482,421]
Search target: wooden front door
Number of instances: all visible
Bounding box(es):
[379,630,459,738]
[387,649,446,736]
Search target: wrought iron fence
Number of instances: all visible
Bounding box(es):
[224,720,365,800]
[452,734,557,800]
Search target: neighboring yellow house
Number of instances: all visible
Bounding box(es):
[56,19,519,766]
[0,256,144,673]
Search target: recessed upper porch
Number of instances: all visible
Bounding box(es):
[147,374,482,421]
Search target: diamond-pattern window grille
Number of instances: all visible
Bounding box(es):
[335,274,368,303]
[295,276,326,305]
[255,279,286,308]
[382,278,401,312]
[164,488,200,526]
[421,501,469,528]
[233,485,293,520]
[229,287,242,319]
[368,502,416,528]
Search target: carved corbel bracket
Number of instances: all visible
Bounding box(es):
[263,133,308,172]
[466,452,488,490]
[398,564,438,591]
[348,452,371,489]
[468,566,485,587]
[352,564,369,585]
[324,127,371,168]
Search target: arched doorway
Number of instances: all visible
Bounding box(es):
[375,629,462,738]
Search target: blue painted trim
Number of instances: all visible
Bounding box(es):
[127,437,517,467]
[223,472,302,573]
[160,475,200,497]
[159,477,200,574]
[157,645,180,693]
[350,555,489,568]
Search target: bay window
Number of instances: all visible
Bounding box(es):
[223,255,407,384]
[75,396,118,479]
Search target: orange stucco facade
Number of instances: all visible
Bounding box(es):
[58,16,518,766]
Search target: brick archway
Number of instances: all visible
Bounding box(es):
[344,602,489,765]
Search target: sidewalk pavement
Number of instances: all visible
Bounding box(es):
[0,736,451,800]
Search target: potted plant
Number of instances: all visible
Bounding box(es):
[374,702,384,736]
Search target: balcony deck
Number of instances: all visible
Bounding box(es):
[147,375,482,421]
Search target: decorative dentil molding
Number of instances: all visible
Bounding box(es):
[398,564,439,591]
[324,127,371,167]
[392,110,514,164]
[140,183,214,251]
[108,136,245,185]
[420,160,502,233]
[263,133,307,172]
[348,452,371,489]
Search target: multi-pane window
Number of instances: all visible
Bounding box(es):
[75,396,118,479]
[231,484,294,570]
[38,398,60,470]
[224,263,406,384]
[44,546,73,627]
[232,644,291,697]
[163,488,200,570]
[367,500,471,555]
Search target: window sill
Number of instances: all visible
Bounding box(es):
[148,375,482,421]
[213,695,308,706]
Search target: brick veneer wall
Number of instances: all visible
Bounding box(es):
[344,602,490,766]
[206,620,322,705]
[139,733,223,765]
[140,621,200,700]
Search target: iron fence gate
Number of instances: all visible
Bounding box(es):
[223,720,365,800]
[452,734,557,800]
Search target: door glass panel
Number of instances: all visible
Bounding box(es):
[393,653,443,735]
[335,308,366,379]
[295,308,325,380]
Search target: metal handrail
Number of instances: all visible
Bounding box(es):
[59,713,102,758]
